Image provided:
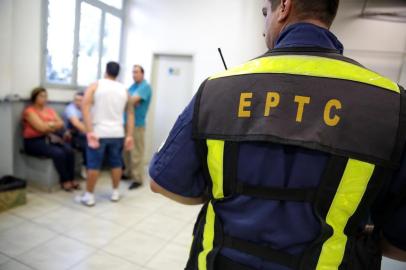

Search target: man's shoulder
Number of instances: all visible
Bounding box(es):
[107,80,127,95]
[143,80,152,91]
[65,103,81,117]
[65,102,75,109]
[112,79,126,87]
[136,81,152,99]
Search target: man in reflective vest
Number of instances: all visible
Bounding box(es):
[149,0,406,269]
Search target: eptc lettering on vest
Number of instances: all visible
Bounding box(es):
[238,92,342,126]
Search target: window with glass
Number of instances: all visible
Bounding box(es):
[43,0,124,88]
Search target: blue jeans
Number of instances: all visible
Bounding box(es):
[71,132,87,166]
[86,138,124,170]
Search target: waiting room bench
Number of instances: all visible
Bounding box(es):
[19,150,84,192]
[20,151,60,192]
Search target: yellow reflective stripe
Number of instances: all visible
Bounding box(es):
[316,159,375,270]
[209,55,399,93]
[207,140,225,199]
[198,202,216,270]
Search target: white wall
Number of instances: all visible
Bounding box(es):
[0,0,13,97]
[123,0,267,91]
[11,0,43,99]
[332,0,406,84]
[0,0,43,99]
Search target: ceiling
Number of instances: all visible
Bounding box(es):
[361,0,406,22]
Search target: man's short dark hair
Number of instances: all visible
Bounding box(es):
[133,65,145,74]
[106,62,120,78]
[75,91,84,97]
[270,0,339,26]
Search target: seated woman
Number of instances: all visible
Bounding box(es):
[23,87,79,191]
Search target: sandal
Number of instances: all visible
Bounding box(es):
[72,183,81,190]
[61,184,73,192]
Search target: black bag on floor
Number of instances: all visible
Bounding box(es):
[0,175,27,212]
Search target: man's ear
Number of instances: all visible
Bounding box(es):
[277,0,293,23]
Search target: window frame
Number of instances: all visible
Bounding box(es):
[41,0,127,90]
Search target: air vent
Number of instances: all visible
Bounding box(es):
[361,0,406,22]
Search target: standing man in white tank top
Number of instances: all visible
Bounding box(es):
[80,62,135,207]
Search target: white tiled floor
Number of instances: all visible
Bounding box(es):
[0,173,405,270]
[0,174,200,270]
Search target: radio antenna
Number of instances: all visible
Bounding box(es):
[218,48,228,70]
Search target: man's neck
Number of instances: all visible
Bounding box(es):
[284,19,329,32]
[272,20,343,54]
[105,76,116,81]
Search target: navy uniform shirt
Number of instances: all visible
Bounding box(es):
[149,23,406,269]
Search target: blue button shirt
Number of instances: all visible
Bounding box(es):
[64,102,83,131]
[129,80,152,127]
[149,23,406,269]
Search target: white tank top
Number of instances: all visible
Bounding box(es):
[92,79,128,138]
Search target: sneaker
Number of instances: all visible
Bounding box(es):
[79,193,95,207]
[111,190,120,202]
[128,182,142,190]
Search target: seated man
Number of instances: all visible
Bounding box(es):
[64,92,87,175]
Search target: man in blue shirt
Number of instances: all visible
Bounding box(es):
[64,92,87,170]
[149,0,406,269]
[125,65,152,190]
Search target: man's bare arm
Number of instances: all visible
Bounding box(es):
[131,95,142,107]
[382,236,406,262]
[150,180,207,205]
[126,93,135,137]
[82,83,97,133]
[69,117,87,133]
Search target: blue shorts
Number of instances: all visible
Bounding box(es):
[86,138,124,170]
